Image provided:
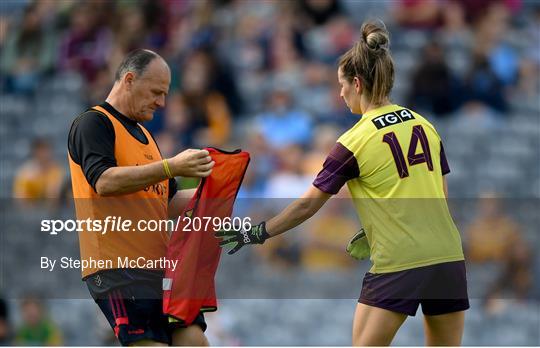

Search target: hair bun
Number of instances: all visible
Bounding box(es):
[361,21,390,52]
[338,19,394,105]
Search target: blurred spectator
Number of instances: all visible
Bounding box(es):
[220,12,268,112]
[112,1,168,53]
[456,0,522,25]
[251,156,302,263]
[466,194,525,262]
[163,91,191,147]
[84,65,112,105]
[392,0,441,29]
[164,0,215,63]
[257,235,302,271]
[1,3,56,94]
[439,0,470,44]
[255,88,312,149]
[154,131,180,159]
[303,15,356,64]
[112,5,148,53]
[406,41,461,116]
[301,125,340,176]
[234,166,267,221]
[177,50,232,147]
[58,3,111,83]
[264,10,306,91]
[237,166,266,200]
[462,52,508,113]
[474,2,518,86]
[296,61,333,119]
[298,0,343,27]
[12,138,64,201]
[300,199,358,272]
[14,297,63,346]
[436,1,473,76]
[240,132,275,192]
[0,297,10,345]
[465,193,533,312]
[198,48,243,116]
[264,144,312,199]
[259,144,312,267]
[194,48,243,116]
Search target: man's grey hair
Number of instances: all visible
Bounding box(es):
[114,49,160,81]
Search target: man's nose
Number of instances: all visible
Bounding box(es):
[155,95,165,108]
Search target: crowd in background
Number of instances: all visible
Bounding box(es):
[3,0,539,196]
[1,0,539,345]
[3,0,539,198]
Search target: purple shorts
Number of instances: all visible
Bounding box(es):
[359,261,470,316]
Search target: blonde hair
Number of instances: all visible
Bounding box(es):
[338,20,394,105]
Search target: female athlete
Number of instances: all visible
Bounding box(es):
[217,20,469,346]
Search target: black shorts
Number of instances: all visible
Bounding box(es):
[359,260,470,316]
[87,278,207,346]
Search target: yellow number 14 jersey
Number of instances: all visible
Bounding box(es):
[321,104,464,273]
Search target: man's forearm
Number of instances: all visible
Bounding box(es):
[95,161,168,196]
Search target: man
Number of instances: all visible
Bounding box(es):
[68,49,214,346]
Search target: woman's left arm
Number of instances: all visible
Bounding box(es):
[216,185,332,254]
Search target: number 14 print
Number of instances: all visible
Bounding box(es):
[383,125,434,178]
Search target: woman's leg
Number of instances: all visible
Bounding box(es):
[423,310,465,346]
[352,303,407,346]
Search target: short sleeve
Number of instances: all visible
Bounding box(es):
[440,141,450,175]
[312,142,360,194]
[68,111,117,191]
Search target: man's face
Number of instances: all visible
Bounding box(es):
[338,67,361,114]
[126,59,171,122]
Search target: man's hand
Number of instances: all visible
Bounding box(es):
[215,222,270,255]
[168,149,215,178]
[346,228,370,260]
